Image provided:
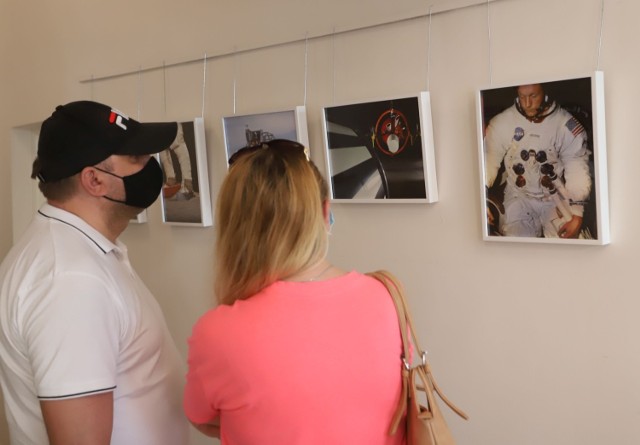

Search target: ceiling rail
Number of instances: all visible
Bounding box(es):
[79,0,504,84]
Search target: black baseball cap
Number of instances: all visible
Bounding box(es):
[34,100,178,183]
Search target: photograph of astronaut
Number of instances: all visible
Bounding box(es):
[322,93,438,203]
[222,107,309,166]
[158,118,212,226]
[477,72,609,245]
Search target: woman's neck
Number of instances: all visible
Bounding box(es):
[285,260,341,282]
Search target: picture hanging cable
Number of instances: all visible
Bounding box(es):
[162,61,167,115]
[596,0,606,71]
[201,53,208,119]
[426,4,433,91]
[233,47,238,115]
[303,32,309,107]
[486,0,493,85]
[137,66,142,120]
[90,75,94,101]
[331,27,336,105]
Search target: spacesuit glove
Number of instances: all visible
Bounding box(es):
[570,203,585,218]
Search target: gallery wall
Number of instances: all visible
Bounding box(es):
[1,0,639,444]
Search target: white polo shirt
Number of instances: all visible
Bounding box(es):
[0,204,188,444]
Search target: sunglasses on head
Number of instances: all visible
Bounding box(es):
[227,139,310,166]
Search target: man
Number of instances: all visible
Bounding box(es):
[0,101,189,444]
[159,122,195,200]
[484,83,592,238]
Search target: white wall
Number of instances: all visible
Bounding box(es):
[1,0,640,444]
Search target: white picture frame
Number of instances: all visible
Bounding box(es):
[158,118,212,227]
[476,71,609,245]
[222,106,309,165]
[322,92,438,203]
[130,210,148,224]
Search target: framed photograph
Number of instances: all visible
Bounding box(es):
[476,71,609,245]
[158,118,212,226]
[322,92,438,203]
[222,106,309,165]
[130,210,148,224]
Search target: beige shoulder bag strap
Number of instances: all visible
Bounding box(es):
[366,270,468,435]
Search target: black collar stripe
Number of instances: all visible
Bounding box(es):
[38,385,117,400]
[37,210,107,254]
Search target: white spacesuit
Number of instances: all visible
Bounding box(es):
[484,100,591,237]
[160,123,194,198]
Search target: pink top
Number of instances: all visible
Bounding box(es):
[184,271,406,445]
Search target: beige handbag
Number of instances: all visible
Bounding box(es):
[367,270,468,445]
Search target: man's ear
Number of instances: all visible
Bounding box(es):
[79,167,107,197]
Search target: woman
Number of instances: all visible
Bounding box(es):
[184,140,406,444]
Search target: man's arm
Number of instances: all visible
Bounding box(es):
[40,392,113,445]
[559,115,591,209]
[558,215,583,239]
[484,117,511,188]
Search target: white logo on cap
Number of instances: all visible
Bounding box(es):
[109,108,129,130]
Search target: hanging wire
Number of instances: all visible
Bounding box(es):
[162,61,167,116]
[331,27,336,105]
[201,53,208,118]
[596,0,606,71]
[426,4,433,91]
[304,32,309,107]
[486,0,493,85]
[233,47,238,115]
[90,75,94,101]
[137,66,142,120]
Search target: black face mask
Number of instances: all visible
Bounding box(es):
[96,157,164,209]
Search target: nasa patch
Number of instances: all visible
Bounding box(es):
[513,127,524,141]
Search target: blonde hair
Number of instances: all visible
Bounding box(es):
[215,145,329,305]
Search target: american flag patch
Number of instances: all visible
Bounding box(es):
[566,117,585,136]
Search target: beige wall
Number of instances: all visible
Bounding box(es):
[1,0,640,443]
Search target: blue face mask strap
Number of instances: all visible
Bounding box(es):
[327,210,335,235]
